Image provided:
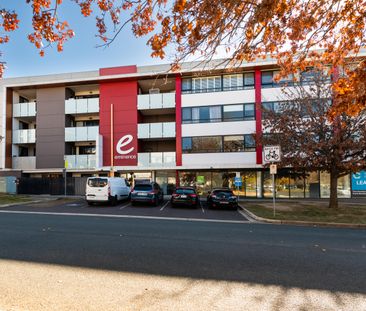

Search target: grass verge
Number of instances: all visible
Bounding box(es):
[244,201,366,224]
[0,194,33,205]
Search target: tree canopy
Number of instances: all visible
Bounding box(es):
[1,0,366,113]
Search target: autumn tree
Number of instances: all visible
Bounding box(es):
[261,70,366,208]
[1,0,366,114]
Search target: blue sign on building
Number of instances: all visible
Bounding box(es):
[234,177,242,187]
[352,171,366,196]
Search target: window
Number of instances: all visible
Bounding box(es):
[182,137,192,152]
[223,105,244,121]
[182,78,192,92]
[224,136,245,152]
[182,135,255,153]
[79,146,96,155]
[244,73,255,88]
[261,70,294,88]
[183,104,254,123]
[244,104,255,118]
[300,67,330,84]
[261,71,274,87]
[192,136,222,152]
[185,106,222,123]
[262,102,281,118]
[182,107,192,122]
[192,76,221,93]
[182,136,222,153]
[223,74,244,91]
[244,134,256,150]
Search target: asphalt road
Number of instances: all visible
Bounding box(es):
[0,211,365,293]
[0,198,249,222]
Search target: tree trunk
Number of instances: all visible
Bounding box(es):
[329,170,338,209]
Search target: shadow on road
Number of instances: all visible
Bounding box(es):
[0,211,365,295]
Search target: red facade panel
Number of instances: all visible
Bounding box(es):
[255,69,263,165]
[175,76,182,166]
[99,80,138,166]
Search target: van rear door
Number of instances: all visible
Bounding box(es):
[86,178,109,202]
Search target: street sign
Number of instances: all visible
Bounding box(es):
[234,177,242,186]
[270,164,277,175]
[263,145,281,163]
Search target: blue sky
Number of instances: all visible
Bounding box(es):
[1,1,172,78]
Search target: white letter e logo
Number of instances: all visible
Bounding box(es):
[116,134,134,155]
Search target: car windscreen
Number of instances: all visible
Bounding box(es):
[87,178,108,187]
[213,190,233,196]
[134,184,153,191]
[176,188,195,194]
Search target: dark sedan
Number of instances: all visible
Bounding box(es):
[171,187,199,208]
[207,188,238,209]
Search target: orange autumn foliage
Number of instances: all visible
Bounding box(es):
[0,0,366,115]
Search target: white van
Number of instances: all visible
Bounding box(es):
[86,177,130,205]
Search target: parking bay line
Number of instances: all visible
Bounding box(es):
[119,203,131,210]
[160,201,170,211]
[201,202,205,214]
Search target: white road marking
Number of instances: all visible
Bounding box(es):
[119,203,131,210]
[201,202,205,214]
[0,210,249,224]
[238,209,250,220]
[160,201,169,211]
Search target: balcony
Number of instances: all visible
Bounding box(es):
[138,152,176,167]
[65,126,99,142]
[13,102,36,117]
[64,155,96,169]
[65,97,99,114]
[138,122,175,139]
[12,156,36,170]
[138,93,175,110]
[13,129,36,144]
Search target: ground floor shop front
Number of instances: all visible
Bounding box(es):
[93,169,353,199]
[4,168,360,198]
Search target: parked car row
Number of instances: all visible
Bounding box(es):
[85,177,238,209]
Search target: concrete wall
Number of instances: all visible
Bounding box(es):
[36,87,65,168]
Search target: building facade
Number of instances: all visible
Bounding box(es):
[0,59,356,198]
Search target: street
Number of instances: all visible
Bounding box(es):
[0,205,365,310]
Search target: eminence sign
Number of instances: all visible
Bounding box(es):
[114,134,137,165]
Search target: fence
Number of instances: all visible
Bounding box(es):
[17,177,88,196]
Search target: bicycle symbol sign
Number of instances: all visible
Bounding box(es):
[263,146,281,163]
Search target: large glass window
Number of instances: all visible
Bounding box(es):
[192,136,222,153]
[224,136,244,152]
[223,105,244,121]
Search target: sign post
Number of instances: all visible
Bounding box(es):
[264,146,281,218]
[234,173,242,202]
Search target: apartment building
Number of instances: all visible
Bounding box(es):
[0,59,356,198]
